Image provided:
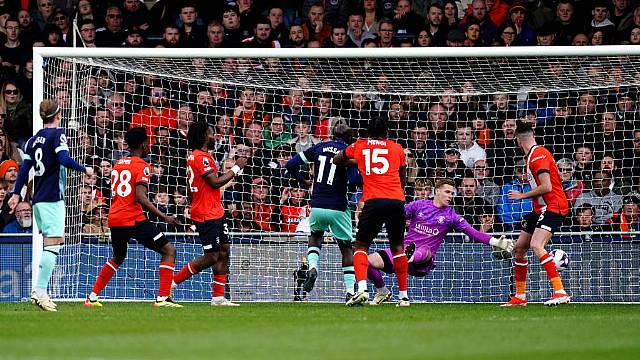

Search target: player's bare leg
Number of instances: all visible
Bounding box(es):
[32,236,64,312]
[303,232,324,293]
[153,242,182,307]
[530,229,570,306]
[211,244,239,306]
[346,240,371,307]
[501,232,532,307]
[367,251,391,305]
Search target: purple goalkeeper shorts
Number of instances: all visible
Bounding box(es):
[378,247,436,277]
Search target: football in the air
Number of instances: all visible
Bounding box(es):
[550,249,570,272]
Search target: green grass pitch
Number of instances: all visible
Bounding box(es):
[1,302,639,360]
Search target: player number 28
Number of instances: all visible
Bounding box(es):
[362,148,389,175]
[111,169,132,197]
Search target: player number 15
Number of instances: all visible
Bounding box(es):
[362,148,389,175]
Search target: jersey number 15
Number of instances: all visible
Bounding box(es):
[362,148,389,175]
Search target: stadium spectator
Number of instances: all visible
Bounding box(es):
[506,3,534,46]
[453,173,494,228]
[242,16,281,48]
[474,159,499,205]
[0,127,23,164]
[250,176,277,231]
[461,0,498,45]
[3,200,32,233]
[376,18,395,47]
[497,160,533,229]
[277,185,309,233]
[347,11,375,47]
[205,20,226,48]
[76,0,99,27]
[233,87,266,138]
[130,86,178,143]
[122,0,151,34]
[17,9,40,47]
[303,3,332,44]
[393,0,424,39]
[425,4,448,46]
[148,186,176,233]
[287,22,307,47]
[573,145,595,183]
[95,6,126,47]
[1,81,31,146]
[405,122,440,181]
[263,115,292,150]
[599,154,632,195]
[570,203,611,232]
[110,131,128,163]
[221,5,245,46]
[178,3,206,48]
[96,158,112,202]
[454,122,486,168]
[287,118,320,153]
[607,193,640,234]
[2,17,28,71]
[0,158,18,193]
[362,0,380,34]
[266,6,288,44]
[159,23,182,48]
[81,199,108,235]
[32,0,55,32]
[440,146,466,184]
[87,108,114,161]
[324,23,356,47]
[574,170,624,224]
[557,158,585,206]
[0,179,13,229]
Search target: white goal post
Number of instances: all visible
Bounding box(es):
[32,46,640,303]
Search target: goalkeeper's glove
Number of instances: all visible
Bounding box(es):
[489,235,514,253]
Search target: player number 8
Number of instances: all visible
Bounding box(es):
[33,148,45,176]
[111,169,132,197]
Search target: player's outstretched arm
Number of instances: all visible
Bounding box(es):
[8,158,33,211]
[284,154,309,185]
[135,184,179,225]
[459,220,515,252]
[203,157,247,189]
[57,149,88,174]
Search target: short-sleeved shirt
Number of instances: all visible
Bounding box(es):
[344,138,406,202]
[187,149,224,222]
[404,200,472,255]
[300,139,351,211]
[525,145,569,215]
[24,128,69,204]
[108,156,151,227]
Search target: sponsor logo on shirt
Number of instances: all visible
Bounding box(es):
[437,216,445,224]
[414,223,440,236]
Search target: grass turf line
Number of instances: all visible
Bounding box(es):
[1,303,638,360]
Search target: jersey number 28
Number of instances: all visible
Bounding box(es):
[111,169,132,197]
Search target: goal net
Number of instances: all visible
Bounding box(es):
[34,47,640,303]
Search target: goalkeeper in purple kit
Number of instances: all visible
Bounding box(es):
[367,178,515,305]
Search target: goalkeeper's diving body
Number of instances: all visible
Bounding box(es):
[367,178,515,305]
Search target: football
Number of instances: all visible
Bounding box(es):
[550,249,570,272]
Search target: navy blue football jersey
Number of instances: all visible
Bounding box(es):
[24,128,69,204]
[300,139,357,211]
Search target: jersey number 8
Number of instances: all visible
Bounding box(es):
[111,169,132,197]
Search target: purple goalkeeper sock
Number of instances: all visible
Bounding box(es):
[367,265,386,289]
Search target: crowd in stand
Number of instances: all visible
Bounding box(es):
[0,0,639,236]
